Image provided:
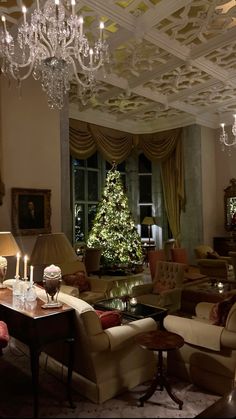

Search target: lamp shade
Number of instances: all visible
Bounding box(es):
[30,233,77,265]
[0,232,20,256]
[141,216,157,226]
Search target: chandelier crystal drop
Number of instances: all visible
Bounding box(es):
[0,0,109,109]
[220,115,236,155]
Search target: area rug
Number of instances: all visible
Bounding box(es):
[0,341,220,418]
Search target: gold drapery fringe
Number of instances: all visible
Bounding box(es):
[69,119,185,245]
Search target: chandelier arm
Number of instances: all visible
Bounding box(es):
[9,60,35,81]
[37,26,54,57]
[69,57,93,88]
[76,53,103,73]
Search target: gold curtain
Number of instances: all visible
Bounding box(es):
[69,119,185,244]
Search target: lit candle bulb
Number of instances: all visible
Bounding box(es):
[1,15,7,33]
[23,255,28,279]
[99,21,104,40]
[79,16,83,37]
[89,48,93,65]
[71,0,75,16]
[22,6,27,25]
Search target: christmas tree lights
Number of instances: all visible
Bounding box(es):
[87,164,143,270]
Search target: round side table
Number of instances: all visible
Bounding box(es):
[135,329,184,410]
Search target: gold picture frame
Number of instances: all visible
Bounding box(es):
[12,188,51,236]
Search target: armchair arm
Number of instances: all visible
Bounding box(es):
[104,317,157,351]
[131,283,153,297]
[195,302,215,320]
[60,284,80,297]
[198,259,228,268]
[219,256,232,263]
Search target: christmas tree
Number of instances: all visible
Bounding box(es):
[87,164,143,270]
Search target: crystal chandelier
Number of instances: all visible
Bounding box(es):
[220,115,236,154]
[0,0,109,109]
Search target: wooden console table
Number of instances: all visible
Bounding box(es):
[0,287,75,418]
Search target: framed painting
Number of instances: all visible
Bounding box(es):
[11,188,51,236]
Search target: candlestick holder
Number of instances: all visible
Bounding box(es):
[12,275,23,296]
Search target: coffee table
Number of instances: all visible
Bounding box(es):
[94,298,168,327]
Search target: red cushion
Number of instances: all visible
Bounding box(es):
[209,294,236,326]
[95,310,122,329]
[62,271,91,292]
[0,321,9,349]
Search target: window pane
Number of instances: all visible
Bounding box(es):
[140,205,153,238]
[139,175,152,203]
[74,169,85,201]
[87,152,98,168]
[74,203,85,242]
[73,158,85,168]
[106,161,126,172]
[88,204,98,232]
[88,171,98,201]
[139,154,151,173]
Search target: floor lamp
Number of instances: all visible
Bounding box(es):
[141,216,157,247]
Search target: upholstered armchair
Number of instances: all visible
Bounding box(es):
[164,297,236,396]
[131,261,185,313]
[35,287,158,404]
[148,249,166,281]
[60,259,112,304]
[194,245,234,282]
[83,247,102,277]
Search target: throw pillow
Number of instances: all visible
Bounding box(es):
[95,310,122,329]
[62,270,91,293]
[207,251,220,260]
[209,294,236,326]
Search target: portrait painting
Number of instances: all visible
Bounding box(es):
[12,188,51,236]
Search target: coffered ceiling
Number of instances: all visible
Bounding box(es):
[2,0,236,133]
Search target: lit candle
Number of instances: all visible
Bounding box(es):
[22,6,27,25]
[99,21,104,40]
[71,0,75,16]
[79,16,83,37]
[89,48,93,65]
[30,265,34,286]
[1,16,7,33]
[23,255,28,279]
[15,252,20,278]
[36,0,40,10]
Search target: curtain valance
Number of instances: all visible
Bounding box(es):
[69,118,185,245]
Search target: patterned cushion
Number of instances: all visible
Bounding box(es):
[209,294,236,326]
[95,310,122,329]
[207,251,220,260]
[62,271,91,292]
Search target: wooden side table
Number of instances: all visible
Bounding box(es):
[135,329,184,410]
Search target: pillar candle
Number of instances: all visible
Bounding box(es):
[29,265,34,286]
[24,255,28,279]
[15,253,20,278]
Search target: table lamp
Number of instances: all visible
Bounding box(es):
[141,216,157,246]
[30,232,77,307]
[0,232,21,288]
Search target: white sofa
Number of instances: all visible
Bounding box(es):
[164,301,236,395]
[35,287,158,404]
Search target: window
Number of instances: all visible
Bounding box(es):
[71,152,167,246]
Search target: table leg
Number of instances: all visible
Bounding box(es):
[29,345,40,419]
[138,350,183,410]
[66,337,76,409]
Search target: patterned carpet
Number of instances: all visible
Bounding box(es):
[0,340,220,418]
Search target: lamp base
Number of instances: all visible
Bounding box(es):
[41,301,63,309]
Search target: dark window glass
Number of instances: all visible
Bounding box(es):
[87,152,98,168]
[74,169,84,201]
[139,175,152,203]
[74,159,85,168]
[88,171,98,201]
[106,161,126,172]
[88,204,98,232]
[139,153,152,173]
